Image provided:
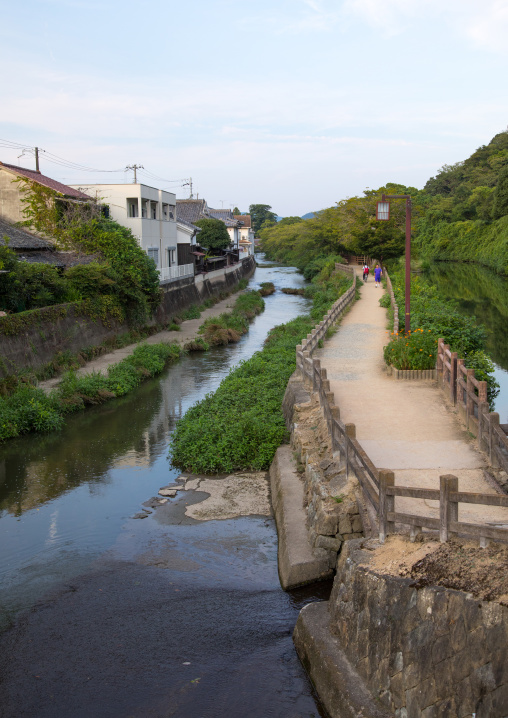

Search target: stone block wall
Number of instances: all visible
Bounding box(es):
[329,541,508,717]
[287,384,364,572]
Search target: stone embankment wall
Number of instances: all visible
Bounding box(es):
[0,257,255,377]
[326,541,508,717]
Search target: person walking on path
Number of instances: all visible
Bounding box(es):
[363,264,369,282]
[374,264,382,287]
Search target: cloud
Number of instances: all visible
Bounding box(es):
[343,0,508,52]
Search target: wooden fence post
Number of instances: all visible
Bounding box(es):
[312,358,320,392]
[440,474,458,543]
[465,368,474,430]
[450,352,458,405]
[379,470,395,544]
[477,402,490,452]
[331,406,340,453]
[345,423,356,481]
[489,412,500,467]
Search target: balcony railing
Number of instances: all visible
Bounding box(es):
[158,264,194,283]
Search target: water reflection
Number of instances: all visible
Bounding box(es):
[0,258,310,627]
[425,261,508,421]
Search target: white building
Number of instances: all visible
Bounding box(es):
[234,214,255,256]
[71,183,194,282]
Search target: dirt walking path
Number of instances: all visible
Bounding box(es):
[39,292,239,392]
[316,266,508,528]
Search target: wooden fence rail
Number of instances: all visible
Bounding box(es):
[436,338,508,474]
[296,267,508,547]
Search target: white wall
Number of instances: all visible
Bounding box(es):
[71,183,177,268]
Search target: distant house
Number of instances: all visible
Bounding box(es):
[234,214,255,256]
[176,199,243,265]
[71,183,193,283]
[0,161,90,226]
[176,218,201,267]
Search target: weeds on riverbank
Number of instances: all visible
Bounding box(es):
[198,290,264,345]
[0,343,183,440]
[169,315,315,473]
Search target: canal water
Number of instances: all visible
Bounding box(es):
[425,261,508,423]
[0,257,330,718]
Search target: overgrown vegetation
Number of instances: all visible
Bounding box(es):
[170,265,353,473]
[0,343,183,441]
[6,178,161,323]
[198,290,265,345]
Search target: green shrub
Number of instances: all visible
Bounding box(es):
[464,350,500,410]
[0,385,63,440]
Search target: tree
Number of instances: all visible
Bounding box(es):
[232,206,241,215]
[491,166,508,220]
[249,204,277,234]
[194,218,231,251]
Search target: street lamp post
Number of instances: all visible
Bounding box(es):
[376,193,412,333]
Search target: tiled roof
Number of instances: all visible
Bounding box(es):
[234,214,251,228]
[177,217,202,232]
[0,218,54,250]
[0,162,90,200]
[209,209,241,227]
[176,199,210,224]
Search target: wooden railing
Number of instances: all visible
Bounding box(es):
[383,268,399,335]
[295,264,356,377]
[296,275,508,547]
[436,338,508,474]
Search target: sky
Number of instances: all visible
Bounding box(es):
[1,0,508,216]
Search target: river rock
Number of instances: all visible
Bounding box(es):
[143,497,169,509]
[159,488,178,497]
[131,511,151,519]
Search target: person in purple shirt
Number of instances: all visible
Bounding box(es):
[374,264,382,287]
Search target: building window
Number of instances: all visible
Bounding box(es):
[169,205,175,220]
[162,204,169,220]
[127,198,139,217]
[147,248,159,266]
[167,247,176,267]
[151,201,158,220]
[141,199,149,218]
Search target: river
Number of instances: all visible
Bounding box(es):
[0,257,329,718]
[425,261,508,423]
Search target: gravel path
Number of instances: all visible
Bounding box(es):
[316,267,508,527]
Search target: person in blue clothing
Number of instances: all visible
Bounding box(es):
[374,264,382,287]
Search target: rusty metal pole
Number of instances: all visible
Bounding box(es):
[405,196,411,333]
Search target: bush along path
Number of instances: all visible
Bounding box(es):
[170,261,354,474]
[0,287,263,442]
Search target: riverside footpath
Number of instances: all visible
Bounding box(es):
[315,266,508,529]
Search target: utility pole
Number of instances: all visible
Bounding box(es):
[182,177,194,198]
[35,147,40,172]
[125,164,144,183]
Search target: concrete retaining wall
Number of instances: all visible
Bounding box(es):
[0,256,255,377]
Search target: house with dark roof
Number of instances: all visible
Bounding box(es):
[176,199,243,251]
[0,217,96,268]
[0,161,90,226]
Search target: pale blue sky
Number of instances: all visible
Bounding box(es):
[1,0,507,215]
